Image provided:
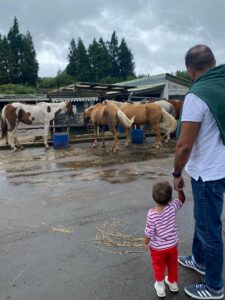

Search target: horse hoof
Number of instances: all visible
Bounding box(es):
[152,144,160,149]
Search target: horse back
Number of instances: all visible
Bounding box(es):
[145,102,163,123]
[122,104,147,123]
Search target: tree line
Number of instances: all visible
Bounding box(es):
[0,17,190,93]
[0,17,136,90]
[0,17,39,86]
[66,32,135,83]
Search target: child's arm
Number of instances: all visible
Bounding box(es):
[144,236,150,250]
[178,189,185,203]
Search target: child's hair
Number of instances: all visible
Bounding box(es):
[152,181,172,205]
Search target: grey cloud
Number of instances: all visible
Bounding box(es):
[0,0,224,77]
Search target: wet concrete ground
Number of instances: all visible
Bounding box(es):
[0,137,224,300]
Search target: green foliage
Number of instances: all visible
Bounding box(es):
[118,38,135,79]
[175,70,191,81]
[0,17,39,86]
[55,70,74,87]
[66,31,136,83]
[0,84,37,94]
[66,38,77,77]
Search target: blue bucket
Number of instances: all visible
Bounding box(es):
[131,128,144,144]
[53,133,69,149]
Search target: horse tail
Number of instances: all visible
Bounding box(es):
[160,108,177,133]
[117,109,135,128]
[1,106,8,139]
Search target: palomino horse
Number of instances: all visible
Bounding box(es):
[103,100,177,147]
[168,100,183,119]
[1,101,74,150]
[84,102,135,152]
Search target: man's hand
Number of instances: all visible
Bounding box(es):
[173,176,185,191]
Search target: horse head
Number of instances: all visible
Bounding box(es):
[102,99,110,105]
[65,100,75,117]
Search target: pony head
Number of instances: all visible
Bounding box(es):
[84,105,94,118]
[65,101,75,117]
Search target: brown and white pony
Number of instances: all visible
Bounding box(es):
[103,100,177,147]
[84,102,135,152]
[0,101,74,150]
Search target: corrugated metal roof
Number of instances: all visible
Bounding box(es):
[128,83,165,92]
[117,73,191,88]
[51,97,98,103]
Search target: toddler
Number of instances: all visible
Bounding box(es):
[144,181,185,297]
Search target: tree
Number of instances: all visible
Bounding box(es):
[66,38,78,78]
[118,38,135,79]
[7,17,24,83]
[20,31,39,85]
[88,38,99,81]
[108,31,120,78]
[76,37,91,81]
[55,69,74,87]
[0,35,12,84]
[175,70,191,81]
[6,17,39,85]
[88,38,112,82]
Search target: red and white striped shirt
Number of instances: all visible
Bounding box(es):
[144,199,183,250]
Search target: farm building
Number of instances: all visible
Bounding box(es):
[0,95,48,110]
[48,73,191,107]
[110,73,191,101]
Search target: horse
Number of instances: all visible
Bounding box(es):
[154,100,175,116]
[168,99,183,119]
[0,101,74,151]
[103,100,177,147]
[84,102,135,152]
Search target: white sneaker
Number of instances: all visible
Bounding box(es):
[165,275,179,292]
[154,281,166,297]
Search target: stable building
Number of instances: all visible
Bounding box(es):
[111,73,191,102]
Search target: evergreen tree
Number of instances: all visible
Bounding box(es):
[118,38,135,79]
[88,38,99,81]
[66,38,78,78]
[98,38,112,80]
[7,17,24,83]
[76,37,91,81]
[6,17,38,85]
[20,31,38,85]
[88,38,112,82]
[0,35,12,84]
[108,31,120,78]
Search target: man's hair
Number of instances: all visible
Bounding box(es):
[185,44,216,71]
[152,181,172,205]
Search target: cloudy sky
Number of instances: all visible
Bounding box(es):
[0,0,224,78]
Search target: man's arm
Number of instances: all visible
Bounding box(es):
[173,121,201,190]
[144,236,150,250]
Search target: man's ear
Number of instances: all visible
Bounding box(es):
[187,67,195,80]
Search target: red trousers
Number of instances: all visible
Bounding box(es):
[150,246,178,282]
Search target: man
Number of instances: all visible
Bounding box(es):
[173,44,225,299]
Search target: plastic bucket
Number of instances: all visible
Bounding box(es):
[131,128,144,144]
[53,133,69,149]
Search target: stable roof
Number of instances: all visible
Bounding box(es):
[47,82,136,99]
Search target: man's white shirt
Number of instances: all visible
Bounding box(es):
[181,93,225,181]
